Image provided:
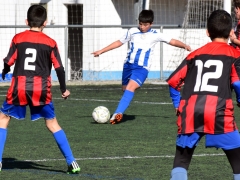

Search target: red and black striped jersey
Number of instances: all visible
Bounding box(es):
[3,30,65,106]
[167,42,240,134]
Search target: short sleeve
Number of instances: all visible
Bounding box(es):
[157,32,172,44]
[119,29,131,44]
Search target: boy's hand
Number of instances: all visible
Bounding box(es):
[231,33,237,40]
[184,45,191,51]
[175,108,180,116]
[230,34,238,44]
[91,50,102,57]
[2,69,6,80]
[62,89,70,99]
[1,63,11,80]
[2,68,10,80]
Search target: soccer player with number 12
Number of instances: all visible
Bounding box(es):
[167,10,240,180]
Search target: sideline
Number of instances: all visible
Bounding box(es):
[8,153,224,163]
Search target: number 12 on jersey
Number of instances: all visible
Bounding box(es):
[194,60,223,92]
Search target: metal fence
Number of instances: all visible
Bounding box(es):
[0,24,181,82]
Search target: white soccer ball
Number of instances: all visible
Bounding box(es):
[92,106,110,123]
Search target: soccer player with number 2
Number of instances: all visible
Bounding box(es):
[0,5,80,174]
[167,10,240,180]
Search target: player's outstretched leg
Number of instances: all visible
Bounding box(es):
[46,118,80,174]
[110,90,134,124]
[0,112,10,172]
[53,129,80,174]
[0,128,7,171]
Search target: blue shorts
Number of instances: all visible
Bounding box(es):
[176,131,240,150]
[122,62,148,86]
[0,101,56,121]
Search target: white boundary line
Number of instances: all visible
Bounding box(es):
[21,154,225,162]
[0,95,172,104]
[52,97,172,105]
[0,93,225,163]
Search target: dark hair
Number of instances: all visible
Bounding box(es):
[138,9,154,23]
[207,9,232,40]
[233,0,240,8]
[27,5,47,28]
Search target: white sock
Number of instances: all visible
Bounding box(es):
[234,174,240,180]
[170,167,187,180]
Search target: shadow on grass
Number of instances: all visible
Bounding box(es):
[120,114,171,122]
[91,114,136,125]
[121,114,135,123]
[2,158,65,173]
[91,113,172,125]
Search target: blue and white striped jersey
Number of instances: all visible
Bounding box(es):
[119,27,172,70]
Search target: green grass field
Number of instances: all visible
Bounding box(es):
[0,83,239,180]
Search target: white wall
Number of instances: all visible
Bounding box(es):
[0,0,205,81]
[0,0,126,73]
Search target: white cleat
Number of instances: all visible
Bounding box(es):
[110,113,123,124]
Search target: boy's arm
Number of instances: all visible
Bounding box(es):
[232,57,240,106]
[232,81,240,107]
[169,39,191,51]
[55,66,70,99]
[55,66,66,93]
[91,40,123,57]
[230,33,240,47]
[166,59,187,115]
[169,85,181,115]
[2,39,18,80]
[51,45,70,99]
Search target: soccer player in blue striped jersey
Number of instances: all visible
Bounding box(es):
[92,9,191,124]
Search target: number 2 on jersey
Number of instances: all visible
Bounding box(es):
[194,60,223,92]
[24,48,36,71]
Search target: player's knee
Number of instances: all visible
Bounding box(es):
[0,112,11,128]
[173,146,193,170]
[122,86,126,91]
[45,118,61,133]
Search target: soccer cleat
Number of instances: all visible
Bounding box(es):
[110,113,123,124]
[66,161,80,174]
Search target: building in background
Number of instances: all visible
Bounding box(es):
[0,0,229,81]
